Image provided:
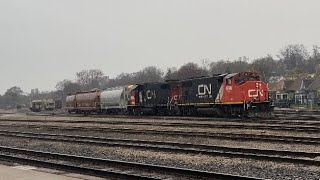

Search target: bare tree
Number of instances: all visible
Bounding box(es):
[251,55,278,81]
[167,62,208,80]
[278,44,309,71]
[135,66,163,83]
[76,69,104,90]
[56,79,81,94]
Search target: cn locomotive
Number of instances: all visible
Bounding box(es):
[66,72,273,117]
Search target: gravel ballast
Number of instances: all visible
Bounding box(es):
[0,113,319,179]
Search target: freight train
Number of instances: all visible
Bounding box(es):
[65,72,273,117]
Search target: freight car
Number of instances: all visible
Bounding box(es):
[66,89,101,114]
[29,99,56,112]
[42,99,55,111]
[100,85,138,114]
[65,95,76,113]
[29,100,43,112]
[54,99,63,109]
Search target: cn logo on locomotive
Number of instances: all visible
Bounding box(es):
[197,84,212,98]
[248,89,264,97]
[146,90,156,99]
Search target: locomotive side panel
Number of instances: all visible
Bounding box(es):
[179,76,223,105]
[142,83,170,107]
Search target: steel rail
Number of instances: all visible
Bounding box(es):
[1,118,320,132]
[26,110,320,121]
[4,116,320,126]
[0,146,263,180]
[0,130,320,166]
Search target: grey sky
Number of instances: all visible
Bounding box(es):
[0,0,319,94]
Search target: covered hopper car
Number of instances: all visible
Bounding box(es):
[100,85,138,114]
[66,89,101,114]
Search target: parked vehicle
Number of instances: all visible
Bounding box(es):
[273,99,290,108]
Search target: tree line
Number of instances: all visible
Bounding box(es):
[1,44,320,108]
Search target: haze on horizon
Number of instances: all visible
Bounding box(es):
[0,0,319,95]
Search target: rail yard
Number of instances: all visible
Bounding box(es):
[0,110,319,179]
[2,0,320,179]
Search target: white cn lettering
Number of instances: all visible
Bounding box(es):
[198,84,212,96]
[248,89,264,97]
[146,90,156,99]
[147,90,152,99]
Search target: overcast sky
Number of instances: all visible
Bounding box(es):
[0,0,319,94]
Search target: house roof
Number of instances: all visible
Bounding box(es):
[284,80,294,91]
[308,77,320,91]
[268,79,294,91]
[269,78,320,92]
[288,78,303,91]
[304,79,314,89]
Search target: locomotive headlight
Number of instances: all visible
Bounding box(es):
[256,83,259,88]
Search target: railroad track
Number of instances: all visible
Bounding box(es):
[2,117,320,126]
[1,130,320,166]
[1,118,320,132]
[9,112,320,124]
[28,110,320,121]
[0,123,319,145]
[0,146,262,180]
